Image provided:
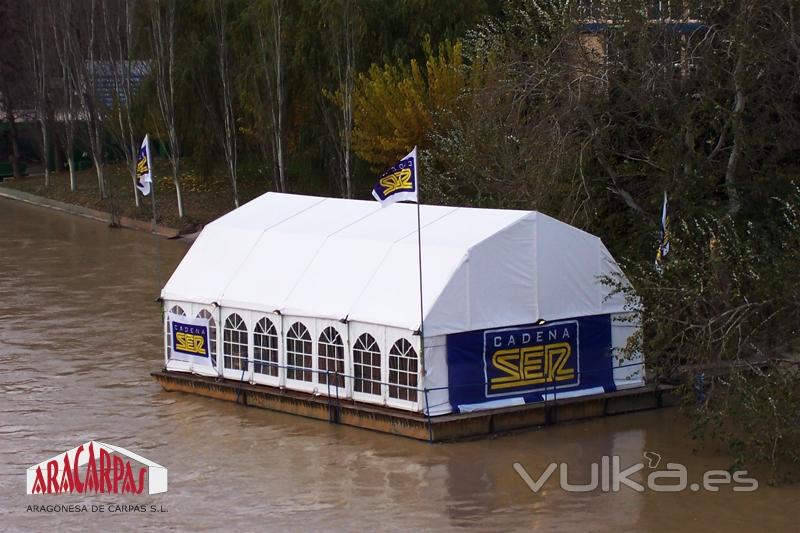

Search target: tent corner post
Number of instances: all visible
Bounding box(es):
[424,387,433,443]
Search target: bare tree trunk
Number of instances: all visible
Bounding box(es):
[103,0,142,208]
[29,2,51,187]
[1,93,22,180]
[725,52,745,218]
[39,116,51,186]
[50,0,78,192]
[273,0,286,193]
[68,0,109,200]
[255,0,286,192]
[212,0,239,207]
[150,0,184,218]
[333,0,355,198]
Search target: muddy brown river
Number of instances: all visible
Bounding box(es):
[1,197,798,531]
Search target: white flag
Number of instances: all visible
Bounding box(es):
[135,134,153,196]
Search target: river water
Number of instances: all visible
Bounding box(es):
[1,197,798,532]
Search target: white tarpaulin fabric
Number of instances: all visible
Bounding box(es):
[162,192,629,337]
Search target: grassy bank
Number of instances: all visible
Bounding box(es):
[1,161,284,232]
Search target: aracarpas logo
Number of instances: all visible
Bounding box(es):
[26,441,167,495]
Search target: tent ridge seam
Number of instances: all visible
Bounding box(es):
[217,197,328,305]
[278,201,385,312]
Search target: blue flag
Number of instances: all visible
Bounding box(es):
[372,147,418,206]
[135,134,153,196]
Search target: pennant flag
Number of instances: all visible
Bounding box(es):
[372,147,418,206]
[655,191,671,265]
[135,134,153,196]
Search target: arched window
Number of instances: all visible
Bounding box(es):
[254,317,279,377]
[286,322,312,382]
[318,327,344,389]
[353,333,381,395]
[223,313,248,371]
[389,339,419,402]
[165,305,186,355]
[196,309,217,367]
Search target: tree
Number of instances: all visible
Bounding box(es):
[211,0,239,207]
[0,0,27,180]
[321,0,359,198]
[49,0,79,192]
[27,0,53,188]
[253,0,287,192]
[65,0,120,226]
[102,0,146,208]
[351,37,469,168]
[149,0,185,218]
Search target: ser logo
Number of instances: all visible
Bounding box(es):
[378,167,413,195]
[170,320,209,357]
[174,332,206,355]
[484,321,579,397]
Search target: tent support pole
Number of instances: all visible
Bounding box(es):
[416,195,431,444]
[424,387,433,443]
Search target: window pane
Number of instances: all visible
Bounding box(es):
[287,322,312,382]
[389,339,418,402]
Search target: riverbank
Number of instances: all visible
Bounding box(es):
[0,161,272,232]
[0,186,184,238]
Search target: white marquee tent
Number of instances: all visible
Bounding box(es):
[161,192,644,415]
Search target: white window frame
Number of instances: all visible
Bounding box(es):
[315,320,348,399]
[252,313,282,387]
[221,309,252,382]
[283,317,316,394]
[385,335,421,411]
[349,323,385,406]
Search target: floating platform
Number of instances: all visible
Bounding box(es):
[151,370,678,441]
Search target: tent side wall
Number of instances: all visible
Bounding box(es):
[424,214,538,337]
[162,298,427,413]
[435,311,644,414]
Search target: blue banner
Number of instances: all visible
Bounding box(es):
[170,318,210,361]
[446,315,615,411]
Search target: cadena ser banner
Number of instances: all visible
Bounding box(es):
[168,313,212,367]
[445,314,615,411]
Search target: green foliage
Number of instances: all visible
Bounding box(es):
[351,37,480,167]
[614,184,800,480]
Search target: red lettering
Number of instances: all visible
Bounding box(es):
[32,466,47,494]
[99,448,112,493]
[122,462,137,494]
[59,454,74,492]
[72,445,84,493]
[135,468,146,494]
[46,459,59,494]
[84,443,98,492]
[113,455,125,494]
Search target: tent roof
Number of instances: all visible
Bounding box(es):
[161,192,628,337]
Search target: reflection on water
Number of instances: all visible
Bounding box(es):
[1,197,799,531]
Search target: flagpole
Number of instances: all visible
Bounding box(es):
[148,136,161,289]
[416,199,424,338]
[415,160,425,413]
